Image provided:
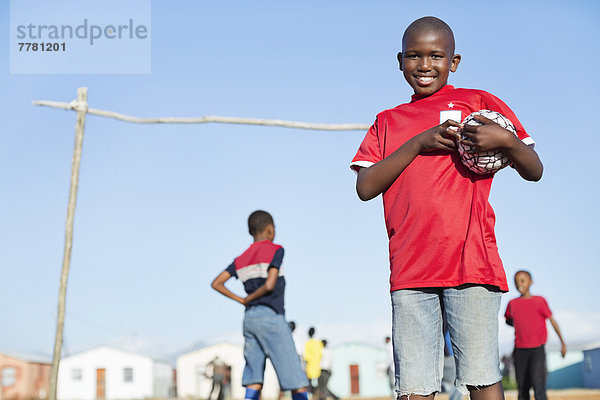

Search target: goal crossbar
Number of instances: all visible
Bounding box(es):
[33,99,370,131]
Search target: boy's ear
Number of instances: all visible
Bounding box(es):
[397,52,403,71]
[450,53,461,73]
[265,224,275,239]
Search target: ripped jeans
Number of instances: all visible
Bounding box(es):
[390,285,503,397]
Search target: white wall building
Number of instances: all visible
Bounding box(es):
[57,346,174,400]
[177,342,280,400]
[329,342,390,398]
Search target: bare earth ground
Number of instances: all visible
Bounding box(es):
[352,390,600,400]
[504,390,600,400]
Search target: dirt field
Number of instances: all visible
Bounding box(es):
[358,390,600,400]
[504,389,600,400]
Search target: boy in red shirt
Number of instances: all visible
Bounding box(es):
[350,16,543,400]
[505,270,566,400]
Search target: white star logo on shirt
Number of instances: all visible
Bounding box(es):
[448,102,455,108]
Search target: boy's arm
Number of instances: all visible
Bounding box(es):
[242,267,279,304]
[549,316,567,357]
[504,303,514,326]
[211,270,246,305]
[504,140,543,182]
[460,115,543,181]
[356,120,462,201]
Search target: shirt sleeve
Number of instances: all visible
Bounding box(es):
[504,301,512,319]
[269,247,284,270]
[539,297,552,319]
[350,117,383,172]
[225,262,237,279]
[481,92,535,147]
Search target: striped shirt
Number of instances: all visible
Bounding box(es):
[225,240,286,314]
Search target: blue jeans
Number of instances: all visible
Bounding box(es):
[391,285,503,396]
[242,305,309,390]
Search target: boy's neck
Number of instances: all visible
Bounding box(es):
[411,84,453,102]
[253,234,271,243]
[520,291,532,298]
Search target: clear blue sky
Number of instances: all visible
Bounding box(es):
[1,0,599,360]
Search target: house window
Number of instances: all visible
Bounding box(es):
[71,368,82,381]
[1,367,17,387]
[123,367,134,383]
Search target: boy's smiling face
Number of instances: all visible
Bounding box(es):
[398,29,461,96]
[514,271,532,296]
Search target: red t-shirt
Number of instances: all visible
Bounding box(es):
[505,296,552,348]
[351,85,534,292]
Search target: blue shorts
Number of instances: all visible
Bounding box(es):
[390,285,502,396]
[242,305,308,391]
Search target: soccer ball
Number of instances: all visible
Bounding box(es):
[458,110,517,175]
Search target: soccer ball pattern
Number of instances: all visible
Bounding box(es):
[458,110,517,175]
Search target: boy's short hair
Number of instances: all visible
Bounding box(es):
[515,270,532,279]
[248,210,274,236]
[403,16,455,54]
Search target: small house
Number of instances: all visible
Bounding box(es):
[329,342,390,398]
[177,342,280,400]
[57,346,174,400]
[583,341,600,389]
[0,352,51,400]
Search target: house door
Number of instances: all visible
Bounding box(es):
[96,368,106,400]
[349,364,360,395]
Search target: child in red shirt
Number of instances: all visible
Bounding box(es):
[351,16,543,400]
[505,270,566,400]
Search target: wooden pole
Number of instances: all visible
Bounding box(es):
[32,99,369,131]
[48,87,88,400]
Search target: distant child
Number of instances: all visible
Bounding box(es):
[442,318,461,400]
[211,210,309,400]
[303,327,323,393]
[318,340,339,400]
[289,321,304,360]
[384,336,394,396]
[505,270,566,400]
[350,16,543,400]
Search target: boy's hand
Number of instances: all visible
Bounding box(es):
[355,119,461,201]
[211,270,246,305]
[459,114,519,152]
[416,120,462,152]
[238,268,278,306]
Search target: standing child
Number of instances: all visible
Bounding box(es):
[350,16,543,400]
[384,336,395,396]
[303,327,323,395]
[211,210,309,400]
[505,270,566,400]
[318,340,339,400]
